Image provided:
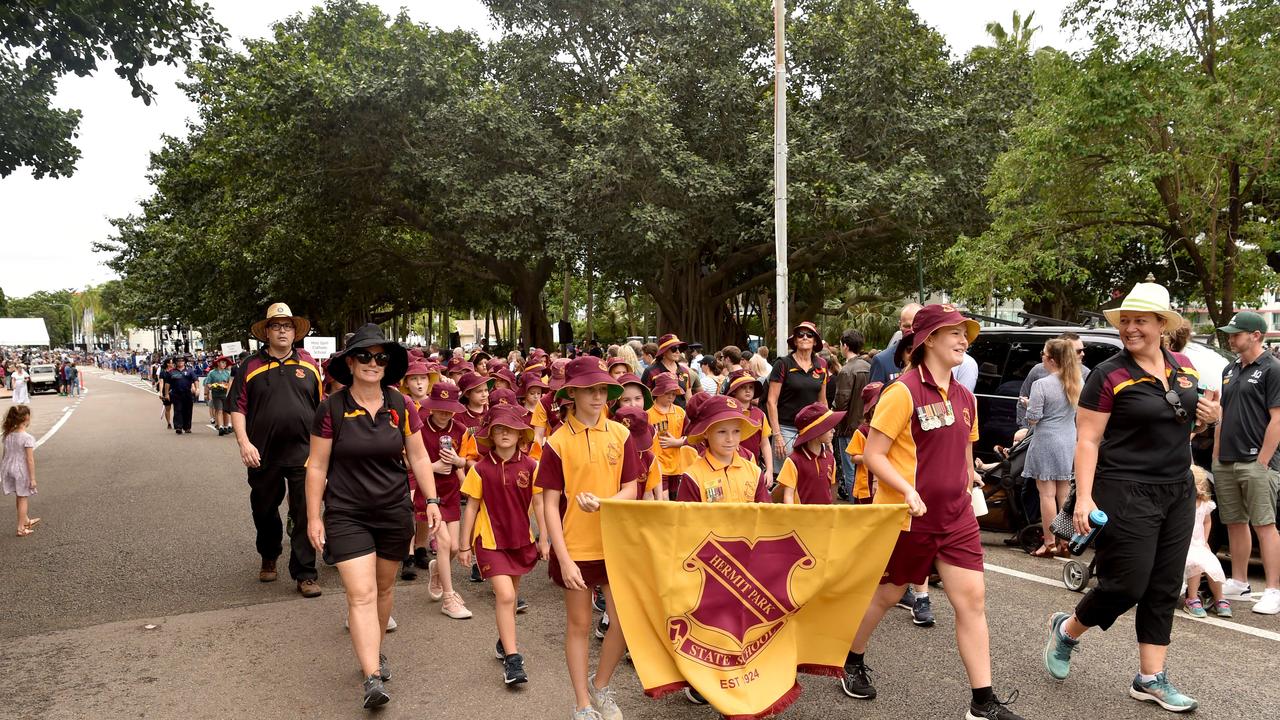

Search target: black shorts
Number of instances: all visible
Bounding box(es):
[322,503,414,565]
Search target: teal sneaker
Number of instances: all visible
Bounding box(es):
[1182,598,1206,618]
[1043,612,1079,680]
[1209,599,1232,618]
[1130,672,1198,712]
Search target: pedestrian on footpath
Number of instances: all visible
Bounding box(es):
[304,324,441,709]
[227,303,323,597]
[205,356,234,435]
[1044,283,1220,713]
[3,406,39,536]
[1212,310,1280,615]
[164,356,197,434]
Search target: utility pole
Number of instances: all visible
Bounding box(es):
[773,0,789,352]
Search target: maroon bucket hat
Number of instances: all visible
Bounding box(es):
[476,404,534,447]
[547,358,571,391]
[613,405,655,449]
[517,371,550,399]
[457,371,495,397]
[422,380,466,414]
[650,372,682,399]
[554,356,623,402]
[725,368,763,399]
[685,395,761,443]
[614,372,653,410]
[909,304,980,353]
[792,401,846,446]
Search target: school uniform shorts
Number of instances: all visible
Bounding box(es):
[322,502,414,565]
[549,554,609,590]
[477,544,539,579]
[880,519,985,586]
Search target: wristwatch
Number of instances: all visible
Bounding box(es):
[425,497,441,505]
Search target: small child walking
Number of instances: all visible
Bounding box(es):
[1184,466,1232,619]
[2,406,39,536]
[777,402,845,505]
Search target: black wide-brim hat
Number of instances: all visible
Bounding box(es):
[328,323,409,387]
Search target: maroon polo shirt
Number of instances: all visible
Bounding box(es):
[462,450,539,549]
[777,445,836,505]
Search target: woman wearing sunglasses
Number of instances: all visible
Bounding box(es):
[766,321,830,479]
[305,324,443,709]
[1044,282,1219,714]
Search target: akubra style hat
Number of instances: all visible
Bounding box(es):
[860,381,885,418]
[554,356,623,402]
[457,371,495,397]
[1103,282,1183,329]
[656,333,687,356]
[725,368,763,399]
[422,380,466,414]
[517,371,549,399]
[792,402,846,446]
[251,302,311,342]
[547,358,571,391]
[910,304,980,353]
[650,372,682,399]
[476,404,535,447]
[1218,310,1267,335]
[613,405,655,449]
[786,320,824,352]
[685,395,761,444]
[615,372,653,410]
[328,323,408,387]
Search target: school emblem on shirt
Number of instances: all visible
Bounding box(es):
[962,407,973,428]
[1177,376,1195,389]
[669,533,814,670]
[606,441,621,465]
[295,368,305,379]
[516,470,531,488]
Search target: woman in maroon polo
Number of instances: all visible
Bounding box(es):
[838,305,1024,720]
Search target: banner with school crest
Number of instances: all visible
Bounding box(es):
[600,500,906,719]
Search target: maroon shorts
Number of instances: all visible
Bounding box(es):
[549,555,609,590]
[477,544,539,579]
[411,472,462,523]
[880,519,984,586]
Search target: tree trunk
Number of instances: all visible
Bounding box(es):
[506,260,555,350]
[624,285,635,337]
[642,259,747,349]
[585,264,595,344]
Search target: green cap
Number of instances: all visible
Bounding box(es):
[1218,310,1268,334]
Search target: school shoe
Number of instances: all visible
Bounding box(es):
[400,556,418,581]
[362,674,389,709]
[516,596,529,614]
[840,659,875,699]
[587,673,623,720]
[1209,599,1233,618]
[495,638,506,660]
[1252,588,1280,615]
[684,687,708,705]
[965,691,1024,720]
[503,653,528,685]
[427,559,444,601]
[895,587,915,610]
[344,615,398,632]
[593,586,607,612]
[1043,612,1079,680]
[1129,672,1198,712]
[1182,598,1206,618]
[379,653,391,682]
[441,591,473,619]
[911,594,935,627]
[595,612,609,639]
[1221,578,1252,602]
[176,429,183,435]
[470,563,483,582]
[413,546,430,569]
[297,579,322,598]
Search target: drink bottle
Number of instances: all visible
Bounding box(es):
[1069,509,1108,555]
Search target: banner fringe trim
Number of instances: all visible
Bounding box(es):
[797,663,843,677]
[720,681,802,720]
[643,681,688,700]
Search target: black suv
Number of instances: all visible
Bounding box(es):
[967,323,1231,464]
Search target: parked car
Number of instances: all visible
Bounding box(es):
[967,325,1232,463]
[26,363,58,394]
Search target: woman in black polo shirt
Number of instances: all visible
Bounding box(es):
[766,321,829,473]
[305,324,442,709]
[1043,284,1219,713]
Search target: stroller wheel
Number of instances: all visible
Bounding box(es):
[1018,525,1044,554]
[1063,560,1091,592]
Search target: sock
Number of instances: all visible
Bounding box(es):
[845,651,864,667]
[1137,672,1159,684]
[971,686,995,705]
[914,591,929,600]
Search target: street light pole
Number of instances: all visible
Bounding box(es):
[773,0,789,353]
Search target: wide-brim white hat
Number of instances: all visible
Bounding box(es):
[1103,282,1183,328]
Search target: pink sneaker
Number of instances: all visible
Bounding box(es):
[427,559,444,601]
[441,592,473,619]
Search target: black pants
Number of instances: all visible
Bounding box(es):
[1074,477,1195,646]
[248,465,316,581]
[171,390,194,431]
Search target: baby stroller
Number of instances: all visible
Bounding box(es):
[976,432,1043,553]
[1050,483,1098,592]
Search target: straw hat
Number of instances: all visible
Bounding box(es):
[250,302,310,342]
[1103,282,1183,329]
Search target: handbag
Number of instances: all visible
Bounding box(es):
[1051,482,1077,540]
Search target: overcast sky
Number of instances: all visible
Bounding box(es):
[0,0,1084,299]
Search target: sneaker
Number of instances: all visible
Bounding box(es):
[895,587,916,610]
[427,559,444,601]
[1253,588,1280,615]
[413,547,430,569]
[297,579,322,598]
[495,638,506,660]
[911,594,935,627]
[258,559,278,583]
[516,596,529,614]
[442,591,473,619]
[1182,598,1206,618]
[595,612,610,639]
[400,556,418,581]
[379,653,391,682]
[1129,672,1198,712]
[362,674,390,709]
[966,691,1024,720]
[593,586,607,612]
[1210,599,1233,618]
[587,673,623,720]
[571,709,603,720]
[840,659,875,699]
[684,687,708,705]
[176,429,183,435]
[470,562,483,582]
[342,615,397,632]
[1222,578,1252,602]
[1043,612,1079,680]
[503,653,528,685]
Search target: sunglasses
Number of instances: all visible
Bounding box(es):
[795,332,817,340]
[351,350,390,367]
[1163,389,1189,423]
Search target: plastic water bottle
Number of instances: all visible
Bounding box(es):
[1068,509,1108,556]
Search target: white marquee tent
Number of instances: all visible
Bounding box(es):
[0,318,51,346]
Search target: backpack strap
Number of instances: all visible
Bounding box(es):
[329,387,348,446]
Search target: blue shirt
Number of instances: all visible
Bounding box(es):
[869,339,901,384]
[166,368,197,394]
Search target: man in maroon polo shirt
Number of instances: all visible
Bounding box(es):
[227,303,324,597]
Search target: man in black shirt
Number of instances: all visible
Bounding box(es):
[228,303,323,597]
[1213,311,1280,614]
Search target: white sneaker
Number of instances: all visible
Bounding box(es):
[1253,588,1280,615]
[343,613,398,632]
[1222,578,1253,602]
[588,673,623,720]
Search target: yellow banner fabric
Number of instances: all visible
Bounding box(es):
[600,500,906,719]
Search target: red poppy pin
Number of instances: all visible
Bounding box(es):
[390,409,400,427]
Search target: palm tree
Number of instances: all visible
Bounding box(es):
[985,9,1040,53]
[72,285,103,346]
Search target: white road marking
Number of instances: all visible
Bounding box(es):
[36,407,75,449]
[984,561,1280,643]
